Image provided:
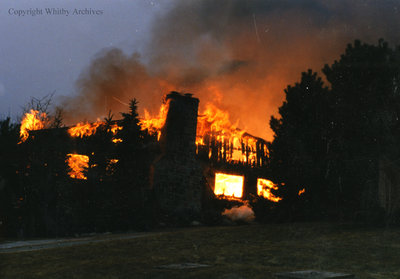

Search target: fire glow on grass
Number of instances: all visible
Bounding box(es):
[257,178,282,202]
[214,173,244,199]
[66,154,89,180]
[19,109,48,143]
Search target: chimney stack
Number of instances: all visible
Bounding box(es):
[152,92,203,222]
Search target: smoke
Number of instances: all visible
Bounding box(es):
[222,203,255,223]
[60,0,400,140]
[59,49,174,123]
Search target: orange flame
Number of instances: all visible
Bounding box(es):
[141,100,264,164]
[214,173,244,199]
[108,123,123,143]
[19,109,48,143]
[109,123,123,135]
[67,121,123,143]
[196,103,262,163]
[298,188,305,196]
[140,101,169,140]
[66,154,89,180]
[257,178,282,202]
[68,120,102,138]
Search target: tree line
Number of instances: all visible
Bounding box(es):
[0,100,157,237]
[266,39,400,225]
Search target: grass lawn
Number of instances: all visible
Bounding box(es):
[1,223,399,279]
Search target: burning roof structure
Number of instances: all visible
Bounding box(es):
[19,91,282,220]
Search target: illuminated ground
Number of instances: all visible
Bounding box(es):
[1,223,399,279]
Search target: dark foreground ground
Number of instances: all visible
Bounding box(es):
[0,223,399,279]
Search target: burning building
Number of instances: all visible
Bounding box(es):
[147,92,279,215]
[18,91,281,227]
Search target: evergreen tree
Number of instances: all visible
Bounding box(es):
[0,118,21,236]
[112,99,154,230]
[322,39,400,217]
[269,70,331,220]
[269,40,400,222]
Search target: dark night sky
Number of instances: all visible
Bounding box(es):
[2,0,400,140]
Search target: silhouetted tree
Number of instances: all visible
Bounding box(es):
[322,39,400,220]
[111,99,155,230]
[269,40,400,222]
[269,70,331,220]
[0,118,20,237]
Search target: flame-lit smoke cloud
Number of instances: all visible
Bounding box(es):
[60,0,400,140]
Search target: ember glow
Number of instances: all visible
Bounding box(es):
[140,101,169,140]
[109,159,119,164]
[214,173,244,199]
[66,154,89,180]
[68,120,102,138]
[106,158,119,174]
[19,109,47,143]
[257,178,282,202]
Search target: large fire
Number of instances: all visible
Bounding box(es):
[257,178,282,202]
[18,97,285,205]
[141,100,265,164]
[66,154,89,180]
[140,102,169,140]
[214,173,244,199]
[20,109,125,144]
[19,109,48,143]
[67,120,123,143]
[196,103,262,164]
[19,95,263,166]
[68,120,102,138]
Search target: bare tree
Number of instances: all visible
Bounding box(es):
[21,91,64,128]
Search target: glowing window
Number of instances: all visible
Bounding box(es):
[214,173,244,198]
[66,154,89,180]
[257,178,282,202]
